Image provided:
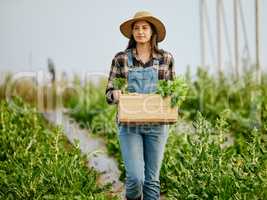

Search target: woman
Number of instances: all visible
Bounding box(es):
[105,11,175,200]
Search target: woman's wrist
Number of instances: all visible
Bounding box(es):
[112,90,121,104]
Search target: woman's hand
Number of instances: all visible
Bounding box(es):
[112,90,121,103]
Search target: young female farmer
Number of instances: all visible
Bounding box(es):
[105,11,175,200]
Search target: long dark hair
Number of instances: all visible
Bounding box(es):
[126,21,163,55]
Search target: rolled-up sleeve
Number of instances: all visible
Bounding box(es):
[105,57,121,104]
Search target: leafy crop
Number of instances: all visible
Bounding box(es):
[157,76,188,107]
[0,97,118,200]
[180,67,267,137]
[66,79,126,180]
[112,78,127,93]
[61,66,267,198]
[161,113,267,199]
[112,76,189,109]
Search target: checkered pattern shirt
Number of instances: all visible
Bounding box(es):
[105,48,176,104]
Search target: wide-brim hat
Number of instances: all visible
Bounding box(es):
[119,11,166,42]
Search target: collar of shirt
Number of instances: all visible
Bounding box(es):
[132,48,162,62]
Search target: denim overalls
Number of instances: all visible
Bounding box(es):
[118,49,168,200]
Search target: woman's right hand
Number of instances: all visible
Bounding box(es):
[112,90,121,103]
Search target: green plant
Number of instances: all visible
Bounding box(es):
[180,67,267,137]
[112,77,127,93]
[0,97,118,200]
[61,67,267,198]
[157,76,188,107]
[161,113,267,199]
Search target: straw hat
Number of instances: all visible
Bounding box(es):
[119,11,166,42]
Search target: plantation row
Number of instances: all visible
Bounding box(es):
[0,98,118,200]
[66,67,267,199]
[1,67,267,199]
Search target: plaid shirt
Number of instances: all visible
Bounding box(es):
[105,48,176,104]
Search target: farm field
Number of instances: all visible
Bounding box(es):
[1,67,267,199]
[0,98,119,200]
[66,68,267,199]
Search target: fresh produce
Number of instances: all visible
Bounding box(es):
[112,77,127,93]
[112,75,189,108]
[157,76,188,107]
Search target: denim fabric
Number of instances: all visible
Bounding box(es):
[118,50,168,200]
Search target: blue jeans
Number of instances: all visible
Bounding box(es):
[118,124,168,200]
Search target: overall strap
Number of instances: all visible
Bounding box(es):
[153,59,159,66]
[126,49,133,67]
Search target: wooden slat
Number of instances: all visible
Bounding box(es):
[118,94,178,124]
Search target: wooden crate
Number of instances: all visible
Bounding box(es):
[118,93,178,124]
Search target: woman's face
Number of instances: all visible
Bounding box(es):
[132,20,153,45]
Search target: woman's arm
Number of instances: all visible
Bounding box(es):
[169,53,176,80]
[105,56,122,104]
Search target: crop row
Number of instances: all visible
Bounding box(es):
[0,97,118,200]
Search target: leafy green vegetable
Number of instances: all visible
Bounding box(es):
[157,76,188,107]
[112,77,128,93]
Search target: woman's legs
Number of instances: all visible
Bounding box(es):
[118,124,168,200]
[142,125,168,200]
[118,125,144,199]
